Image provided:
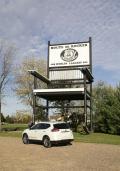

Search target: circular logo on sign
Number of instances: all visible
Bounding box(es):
[60,49,78,62]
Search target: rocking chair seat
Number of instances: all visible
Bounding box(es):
[33,87,90,101]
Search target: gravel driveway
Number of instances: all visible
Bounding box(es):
[0,137,120,171]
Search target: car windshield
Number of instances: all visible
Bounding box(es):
[53,123,70,129]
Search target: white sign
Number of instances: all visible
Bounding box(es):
[49,42,90,67]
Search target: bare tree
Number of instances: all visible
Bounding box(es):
[14,57,47,109]
[0,40,16,131]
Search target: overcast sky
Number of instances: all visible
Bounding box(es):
[0,0,120,115]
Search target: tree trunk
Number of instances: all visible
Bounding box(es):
[0,90,2,131]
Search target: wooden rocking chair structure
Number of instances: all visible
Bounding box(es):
[29,37,94,131]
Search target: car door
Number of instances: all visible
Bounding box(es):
[35,123,50,141]
[28,124,40,140]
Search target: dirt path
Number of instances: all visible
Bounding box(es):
[0,137,120,171]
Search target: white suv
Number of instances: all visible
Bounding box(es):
[22,121,74,148]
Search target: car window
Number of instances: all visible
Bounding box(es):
[31,123,50,130]
[53,123,70,129]
[38,123,50,129]
[37,124,45,129]
[30,124,39,130]
[44,124,50,129]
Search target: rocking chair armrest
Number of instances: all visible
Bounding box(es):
[28,70,51,84]
[81,68,94,83]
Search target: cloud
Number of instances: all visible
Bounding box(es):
[0,0,120,73]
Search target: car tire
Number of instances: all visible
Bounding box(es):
[67,141,72,145]
[43,136,51,148]
[22,134,29,144]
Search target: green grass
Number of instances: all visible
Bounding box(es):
[0,124,120,145]
[1,123,28,131]
[74,132,120,145]
[0,123,27,138]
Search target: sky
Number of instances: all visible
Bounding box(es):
[0,0,120,115]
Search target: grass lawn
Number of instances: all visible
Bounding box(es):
[1,123,27,131]
[74,132,120,145]
[0,124,120,145]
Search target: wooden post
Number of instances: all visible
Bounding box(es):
[33,76,37,124]
[46,101,49,119]
[84,74,87,126]
[46,41,50,119]
[89,37,93,131]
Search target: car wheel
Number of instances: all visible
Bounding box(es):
[67,141,72,145]
[22,134,29,144]
[43,136,51,148]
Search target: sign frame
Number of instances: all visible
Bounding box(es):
[48,40,91,68]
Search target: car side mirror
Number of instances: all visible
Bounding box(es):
[28,122,34,129]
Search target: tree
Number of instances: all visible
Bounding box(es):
[114,83,120,134]
[14,57,47,120]
[5,115,14,123]
[1,113,5,122]
[0,40,16,131]
[14,110,32,123]
[93,81,120,135]
[35,107,47,121]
